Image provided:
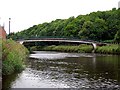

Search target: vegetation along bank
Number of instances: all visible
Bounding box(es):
[30,44,93,53]
[2,39,29,75]
[30,44,120,55]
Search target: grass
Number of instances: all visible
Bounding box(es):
[30,44,93,53]
[95,44,120,54]
[30,44,120,55]
[2,39,29,75]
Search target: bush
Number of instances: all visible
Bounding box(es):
[2,39,29,75]
[30,46,38,51]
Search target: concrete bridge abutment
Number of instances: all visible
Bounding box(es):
[91,43,97,53]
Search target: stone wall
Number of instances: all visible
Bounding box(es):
[0,26,6,39]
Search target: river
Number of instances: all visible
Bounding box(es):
[3,51,120,89]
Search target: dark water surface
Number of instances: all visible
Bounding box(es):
[3,51,120,89]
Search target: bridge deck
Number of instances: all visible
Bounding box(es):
[18,39,95,44]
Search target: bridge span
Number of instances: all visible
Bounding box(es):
[17,38,100,51]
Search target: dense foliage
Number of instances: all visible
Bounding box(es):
[8,8,120,42]
[2,39,29,75]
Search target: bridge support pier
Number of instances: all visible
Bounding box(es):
[92,43,97,53]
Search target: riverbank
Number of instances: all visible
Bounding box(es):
[2,39,29,75]
[30,44,93,53]
[95,44,120,54]
[30,44,120,55]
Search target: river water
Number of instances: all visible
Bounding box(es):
[3,51,120,89]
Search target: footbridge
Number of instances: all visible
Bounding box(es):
[17,38,107,51]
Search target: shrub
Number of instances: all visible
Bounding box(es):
[2,39,29,75]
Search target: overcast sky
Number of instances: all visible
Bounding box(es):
[0,0,119,34]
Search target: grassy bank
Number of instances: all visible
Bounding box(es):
[95,44,120,55]
[2,39,29,75]
[30,44,120,55]
[30,44,93,53]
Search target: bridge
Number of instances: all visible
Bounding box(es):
[17,38,107,52]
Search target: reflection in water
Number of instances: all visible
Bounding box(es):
[2,72,21,90]
[3,51,120,89]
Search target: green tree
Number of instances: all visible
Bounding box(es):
[114,30,120,43]
[78,21,93,40]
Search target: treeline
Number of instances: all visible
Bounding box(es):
[8,8,120,43]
